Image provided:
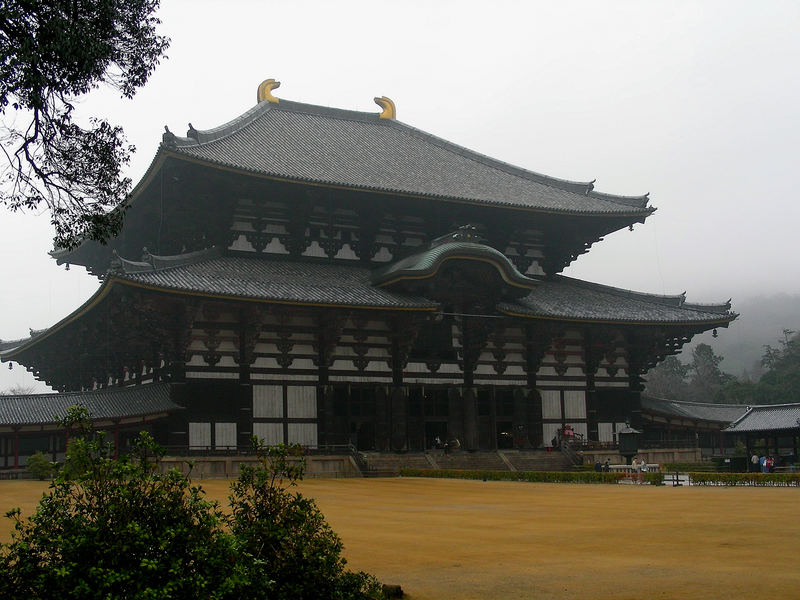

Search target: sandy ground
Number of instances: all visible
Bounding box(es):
[1,477,798,600]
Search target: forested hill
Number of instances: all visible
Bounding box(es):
[684,293,800,378]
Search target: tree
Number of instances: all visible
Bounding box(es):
[0,0,169,249]
[687,343,733,403]
[644,356,690,401]
[716,331,800,404]
[757,330,800,402]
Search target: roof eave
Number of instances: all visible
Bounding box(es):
[163,149,656,219]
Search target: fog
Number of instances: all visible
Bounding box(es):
[2,0,798,391]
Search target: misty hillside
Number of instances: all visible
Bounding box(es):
[680,293,800,378]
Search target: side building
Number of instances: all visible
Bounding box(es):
[0,80,736,465]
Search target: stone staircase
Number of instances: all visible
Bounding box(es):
[358,449,580,477]
[501,450,577,472]
[361,452,433,476]
[433,451,510,471]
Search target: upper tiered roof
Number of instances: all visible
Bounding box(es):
[160,86,653,216]
[53,79,656,273]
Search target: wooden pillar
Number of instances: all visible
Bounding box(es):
[113,422,120,459]
[238,310,251,384]
[462,387,478,451]
[13,428,19,469]
[489,388,498,450]
[390,387,408,451]
[448,387,464,444]
[526,389,543,448]
[374,386,390,451]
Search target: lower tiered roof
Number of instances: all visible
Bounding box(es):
[0,383,179,429]
[641,395,749,424]
[1,247,737,362]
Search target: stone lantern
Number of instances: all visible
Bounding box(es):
[617,424,642,465]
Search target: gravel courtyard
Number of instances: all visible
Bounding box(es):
[2,477,798,599]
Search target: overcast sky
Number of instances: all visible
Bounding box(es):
[2,0,799,391]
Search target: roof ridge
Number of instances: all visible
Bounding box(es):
[371,238,536,289]
[0,382,170,401]
[588,190,651,210]
[748,402,800,409]
[381,119,599,197]
[111,246,219,275]
[641,394,745,408]
[554,276,688,307]
[555,276,735,314]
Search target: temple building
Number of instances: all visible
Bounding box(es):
[0,79,736,465]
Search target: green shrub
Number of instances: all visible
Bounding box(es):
[643,472,665,486]
[1,430,242,599]
[399,468,626,484]
[25,451,54,480]
[689,472,800,486]
[229,441,382,600]
[1,407,381,600]
[664,462,718,473]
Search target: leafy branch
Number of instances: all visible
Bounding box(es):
[0,0,169,249]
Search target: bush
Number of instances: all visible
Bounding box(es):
[399,468,626,484]
[229,441,382,600]
[689,472,800,486]
[1,429,242,599]
[25,451,54,480]
[643,472,665,486]
[0,408,381,600]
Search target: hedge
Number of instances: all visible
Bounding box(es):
[398,468,668,485]
[664,462,719,473]
[688,472,800,486]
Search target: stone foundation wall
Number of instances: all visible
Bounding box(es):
[158,454,361,478]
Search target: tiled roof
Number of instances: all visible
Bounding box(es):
[119,253,438,310]
[725,404,800,433]
[499,276,736,324]
[641,395,748,424]
[2,251,736,363]
[0,383,179,426]
[121,255,733,325]
[163,98,653,217]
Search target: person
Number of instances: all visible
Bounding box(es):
[760,455,767,473]
[603,459,610,472]
[766,455,774,473]
[594,459,602,472]
[751,453,759,472]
